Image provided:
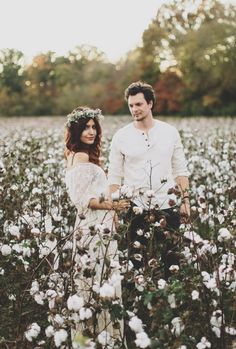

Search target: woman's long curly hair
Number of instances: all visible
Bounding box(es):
[64,107,102,166]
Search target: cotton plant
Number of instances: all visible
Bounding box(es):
[0,120,236,348]
[128,315,151,348]
[23,220,126,347]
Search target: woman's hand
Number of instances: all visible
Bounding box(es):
[89,197,130,211]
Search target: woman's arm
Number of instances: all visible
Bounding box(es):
[89,198,130,211]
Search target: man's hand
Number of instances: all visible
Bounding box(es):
[180,199,191,223]
[112,199,130,211]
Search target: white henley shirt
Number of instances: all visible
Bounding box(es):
[107,119,189,210]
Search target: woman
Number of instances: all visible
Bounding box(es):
[65,106,128,347]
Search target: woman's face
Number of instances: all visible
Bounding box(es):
[80,119,97,145]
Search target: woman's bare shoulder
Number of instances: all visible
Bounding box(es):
[66,152,90,170]
[73,152,89,163]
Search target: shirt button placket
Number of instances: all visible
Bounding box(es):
[142,132,150,148]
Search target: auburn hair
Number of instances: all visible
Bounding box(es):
[64,107,102,166]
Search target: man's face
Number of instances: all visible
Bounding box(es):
[128,92,153,122]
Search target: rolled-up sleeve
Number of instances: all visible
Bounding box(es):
[107,132,124,186]
[171,129,190,179]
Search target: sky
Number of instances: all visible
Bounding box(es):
[0,0,236,64]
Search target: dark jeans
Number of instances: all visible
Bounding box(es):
[122,204,181,344]
[124,204,181,279]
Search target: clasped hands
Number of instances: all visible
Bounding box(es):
[104,197,130,211]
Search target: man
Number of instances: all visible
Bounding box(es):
[108,81,190,276]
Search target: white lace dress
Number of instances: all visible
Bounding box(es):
[65,162,115,233]
[65,162,122,342]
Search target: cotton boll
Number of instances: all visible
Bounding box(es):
[128,316,143,333]
[169,265,179,272]
[184,231,203,244]
[1,244,12,256]
[191,290,199,300]
[54,314,65,326]
[45,325,54,338]
[168,294,176,309]
[9,225,20,239]
[67,294,84,311]
[157,279,167,289]
[218,228,232,242]
[25,322,41,342]
[99,283,115,299]
[135,332,151,348]
[196,337,211,349]
[225,326,236,335]
[79,307,93,320]
[92,281,100,294]
[133,206,143,215]
[31,227,41,236]
[54,329,68,347]
[210,310,223,338]
[171,317,185,336]
[97,331,110,346]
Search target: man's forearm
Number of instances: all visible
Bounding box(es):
[175,176,190,198]
[176,176,190,219]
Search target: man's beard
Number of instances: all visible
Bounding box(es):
[133,114,146,121]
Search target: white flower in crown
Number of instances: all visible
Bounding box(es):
[66,108,104,127]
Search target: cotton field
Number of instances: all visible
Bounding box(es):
[0,116,235,349]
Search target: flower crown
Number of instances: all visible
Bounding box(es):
[66,108,104,127]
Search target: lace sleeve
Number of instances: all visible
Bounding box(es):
[66,164,98,213]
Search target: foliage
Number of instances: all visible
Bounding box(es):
[0,1,236,116]
[140,0,236,115]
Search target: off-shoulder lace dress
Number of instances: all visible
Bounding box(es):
[65,162,115,230]
[65,162,122,342]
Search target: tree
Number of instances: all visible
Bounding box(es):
[137,0,236,115]
[24,52,57,115]
[54,45,123,115]
[0,49,26,115]
[170,0,236,115]
[0,48,25,93]
[154,69,184,114]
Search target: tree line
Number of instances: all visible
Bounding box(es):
[0,0,236,117]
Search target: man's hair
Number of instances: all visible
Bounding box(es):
[124,81,156,109]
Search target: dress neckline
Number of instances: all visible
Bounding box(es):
[66,162,101,172]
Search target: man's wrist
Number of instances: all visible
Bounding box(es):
[181,196,190,204]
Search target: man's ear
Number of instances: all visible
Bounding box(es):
[149,101,153,109]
